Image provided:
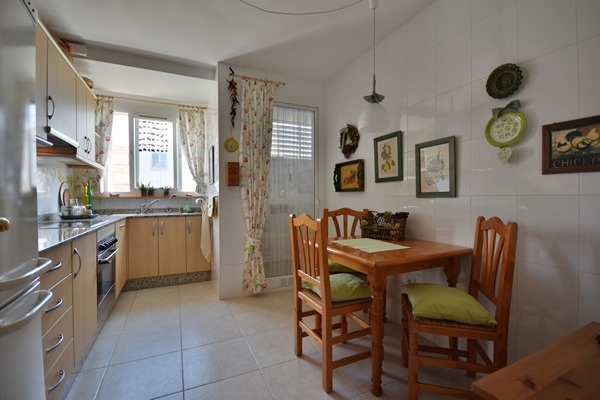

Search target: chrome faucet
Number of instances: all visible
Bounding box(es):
[140,198,160,214]
[169,194,181,213]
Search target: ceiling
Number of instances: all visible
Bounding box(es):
[34,0,434,106]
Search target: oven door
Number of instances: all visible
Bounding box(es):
[97,247,118,308]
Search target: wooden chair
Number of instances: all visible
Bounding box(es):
[323,207,386,320]
[401,216,518,399]
[289,213,372,393]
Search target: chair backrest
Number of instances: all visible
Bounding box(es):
[469,216,518,331]
[323,207,368,238]
[289,213,332,303]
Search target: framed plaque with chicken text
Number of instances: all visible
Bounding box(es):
[542,115,600,174]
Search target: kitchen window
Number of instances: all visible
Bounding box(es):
[104,105,198,194]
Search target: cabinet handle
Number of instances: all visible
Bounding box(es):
[47,370,65,393]
[152,221,156,236]
[160,220,164,235]
[47,261,62,273]
[45,297,63,314]
[45,333,64,353]
[73,247,82,278]
[188,219,192,234]
[47,96,55,120]
[119,224,125,228]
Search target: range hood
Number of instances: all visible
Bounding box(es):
[37,127,104,170]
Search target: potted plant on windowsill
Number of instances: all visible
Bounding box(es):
[137,182,148,197]
[162,186,172,197]
[147,185,155,197]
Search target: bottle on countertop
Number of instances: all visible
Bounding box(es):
[87,181,93,210]
[81,183,89,206]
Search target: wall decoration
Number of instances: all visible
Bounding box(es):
[486,63,523,99]
[374,130,403,182]
[333,159,364,192]
[542,115,600,174]
[485,100,527,163]
[339,124,360,159]
[208,145,215,184]
[415,136,456,198]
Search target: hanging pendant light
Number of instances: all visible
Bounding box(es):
[358,0,389,133]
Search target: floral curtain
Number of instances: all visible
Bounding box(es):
[240,79,275,294]
[178,106,206,193]
[95,96,114,192]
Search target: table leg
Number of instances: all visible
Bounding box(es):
[443,256,461,287]
[369,277,386,396]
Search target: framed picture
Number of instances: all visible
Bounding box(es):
[374,131,403,183]
[333,159,364,192]
[542,115,600,174]
[415,136,456,198]
[208,145,215,184]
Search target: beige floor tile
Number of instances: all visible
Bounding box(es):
[181,313,242,349]
[97,351,182,400]
[180,299,231,324]
[232,307,293,335]
[80,335,119,371]
[121,306,180,334]
[245,325,319,369]
[110,324,181,365]
[64,368,105,400]
[184,370,273,400]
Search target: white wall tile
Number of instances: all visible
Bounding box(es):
[578,272,600,326]
[384,25,408,76]
[407,49,436,106]
[407,98,436,149]
[579,195,600,273]
[435,29,471,95]
[576,0,600,40]
[472,3,518,81]
[517,196,579,268]
[516,261,578,338]
[435,0,471,43]
[407,3,436,60]
[515,324,561,359]
[578,35,600,118]
[435,85,472,141]
[517,0,578,62]
[471,138,518,196]
[471,195,518,225]
[472,0,517,23]
[581,170,600,195]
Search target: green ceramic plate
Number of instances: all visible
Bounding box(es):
[485,110,527,147]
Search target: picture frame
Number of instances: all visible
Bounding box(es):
[542,115,600,174]
[208,145,215,184]
[333,159,364,192]
[415,136,456,198]
[374,130,403,183]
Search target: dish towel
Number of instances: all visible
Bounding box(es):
[201,200,212,261]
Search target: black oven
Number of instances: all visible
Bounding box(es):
[97,224,119,325]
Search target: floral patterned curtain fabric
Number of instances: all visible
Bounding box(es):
[95,97,114,192]
[178,106,206,193]
[239,79,275,294]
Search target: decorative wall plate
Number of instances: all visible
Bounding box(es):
[485,110,527,148]
[224,136,239,152]
[486,63,523,99]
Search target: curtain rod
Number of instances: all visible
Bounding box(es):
[97,94,208,109]
[231,74,286,87]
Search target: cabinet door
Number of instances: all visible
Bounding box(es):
[115,220,127,297]
[186,216,210,272]
[46,39,76,139]
[71,233,97,362]
[76,80,96,160]
[35,25,48,139]
[128,217,158,278]
[158,216,186,275]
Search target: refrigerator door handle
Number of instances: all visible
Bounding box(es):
[0,289,53,336]
[0,258,52,291]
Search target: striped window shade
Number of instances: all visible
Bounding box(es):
[138,118,170,152]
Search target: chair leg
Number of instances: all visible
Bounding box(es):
[407,325,420,400]
[294,299,302,357]
[467,338,476,378]
[401,304,409,367]
[322,318,333,393]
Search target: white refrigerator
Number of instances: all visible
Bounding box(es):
[0,1,54,399]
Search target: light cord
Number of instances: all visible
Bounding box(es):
[239,0,363,16]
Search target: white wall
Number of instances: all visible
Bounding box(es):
[216,63,327,299]
[324,0,600,361]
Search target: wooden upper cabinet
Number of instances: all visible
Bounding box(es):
[76,80,96,161]
[46,34,77,141]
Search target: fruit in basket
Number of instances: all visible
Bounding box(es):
[360,219,369,227]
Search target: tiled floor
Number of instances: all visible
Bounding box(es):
[65,281,474,399]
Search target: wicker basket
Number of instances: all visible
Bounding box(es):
[360,211,409,241]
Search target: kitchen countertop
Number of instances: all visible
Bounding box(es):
[38,212,203,253]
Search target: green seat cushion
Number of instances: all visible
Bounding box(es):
[305,273,371,302]
[402,283,497,325]
[328,259,357,273]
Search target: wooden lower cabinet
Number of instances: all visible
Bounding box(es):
[45,340,74,400]
[115,219,128,297]
[71,233,97,363]
[186,216,210,272]
[127,217,158,278]
[158,216,186,275]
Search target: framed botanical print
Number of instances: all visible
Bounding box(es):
[374,131,403,183]
[415,136,456,198]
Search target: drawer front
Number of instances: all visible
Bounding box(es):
[42,275,73,334]
[45,339,74,400]
[43,308,73,374]
[41,243,72,290]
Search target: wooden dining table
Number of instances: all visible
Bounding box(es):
[327,237,472,396]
